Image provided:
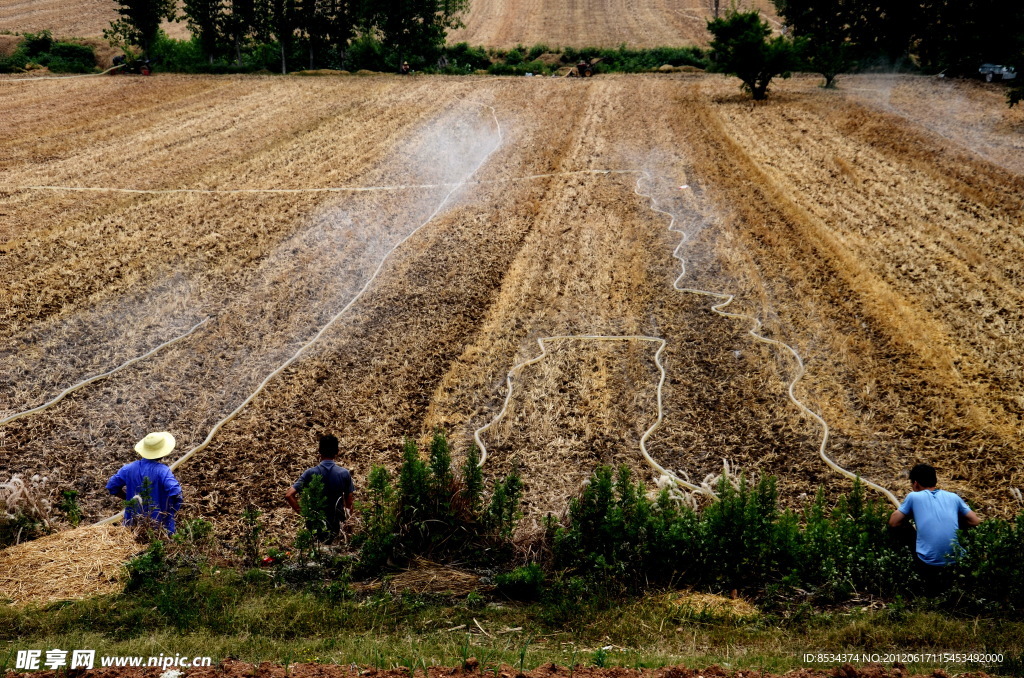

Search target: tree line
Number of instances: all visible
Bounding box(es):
[706,1,1024,103]
[105,0,470,73]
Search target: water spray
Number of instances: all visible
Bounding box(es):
[0,318,210,427]
[94,100,505,526]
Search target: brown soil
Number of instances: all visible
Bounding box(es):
[0,0,777,47]
[1,660,995,678]
[1,74,1022,544]
[449,0,781,49]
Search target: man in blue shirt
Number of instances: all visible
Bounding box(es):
[106,431,183,534]
[285,434,355,536]
[889,463,980,595]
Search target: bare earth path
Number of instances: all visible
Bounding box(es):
[1,73,1022,540]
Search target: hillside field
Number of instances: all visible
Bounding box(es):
[1,72,1022,540]
[0,0,777,48]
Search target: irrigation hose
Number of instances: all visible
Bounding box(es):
[472,335,709,495]
[633,172,900,509]
[13,94,890,518]
[0,318,211,428]
[472,169,898,508]
[95,99,505,526]
[0,65,127,82]
[3,170,641,197]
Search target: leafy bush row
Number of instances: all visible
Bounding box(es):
[515,465,1023,612]
[121,450,1022,619]
[0,31,96,73]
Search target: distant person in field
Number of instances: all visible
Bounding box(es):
[106,431,183,534]
[285,434,355,536]
[400,61,411,75]
[888,463,981,594]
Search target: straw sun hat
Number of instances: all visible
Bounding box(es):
[135,431,176,459]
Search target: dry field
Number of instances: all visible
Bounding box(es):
[0,0,776,48]
[1,72,1022,541]
[0,1,187,43]
[449,0,781,50]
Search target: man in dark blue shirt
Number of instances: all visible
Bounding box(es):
[106,431,183,534]
[285,434,355,535]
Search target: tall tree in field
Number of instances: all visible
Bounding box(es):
[269,0,297,72]
[844,0,916,65]
[771,0,854,87]
[368,0,469,69]
[916,0,1024,74]
[183,0,223,64]
[104,0,177,56]
[707,10,803,100]
[296,0,355,68]
[221,0,262,66]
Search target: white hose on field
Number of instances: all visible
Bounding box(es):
[473,335,709,495]
[0,65,127,82]
[633,173,900,508]
[96,99,505,526]
[3,170,641,196]
[471,168,898,507]
[0,318,211,427]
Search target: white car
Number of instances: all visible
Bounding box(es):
[978,63,1017,82]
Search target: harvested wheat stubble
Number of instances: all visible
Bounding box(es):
[0,524,137,605]
[2,76,1022,547]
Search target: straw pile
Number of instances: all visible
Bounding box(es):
[672,591,758,617]
[375,557,485,595]
[0,524,139,606]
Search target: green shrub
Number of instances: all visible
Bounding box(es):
[57,490,82,527]
[40,42,95,72]
[495,563,545,600]
[356,465,399,574]
[460,444,484,515]
[126,539,169,592]
[21,31,53,57]
[346,34,387,71]
[526,43,551,61]
[950,512,1024,610]
[443,42,491,71]
[551,466,920,603]
[484,469,523,541]
[356,432,522,574]
[236,506,265,568]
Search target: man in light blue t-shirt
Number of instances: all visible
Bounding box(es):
[889,463,980,595]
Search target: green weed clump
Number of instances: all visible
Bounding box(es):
[549,465,937,605]
[354,431,523,575]
[950,513,1024,611]
[0,31,96,73]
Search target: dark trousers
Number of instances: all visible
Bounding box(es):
[913,554,953,597]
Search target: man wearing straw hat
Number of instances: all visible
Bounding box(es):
[106,431,183,534]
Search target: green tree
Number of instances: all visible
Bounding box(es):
[182,0,223,64]
[267,0,297,72]
[367,0,469,69]
[707,10,802,100]
[915,0,1024,74]
[771,0,854,87]
[221,0,261,66]
[105,0,177,56]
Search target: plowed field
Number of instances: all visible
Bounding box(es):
[1,73,1022,539]
[449,0,780,49]
[0,0,776,48]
